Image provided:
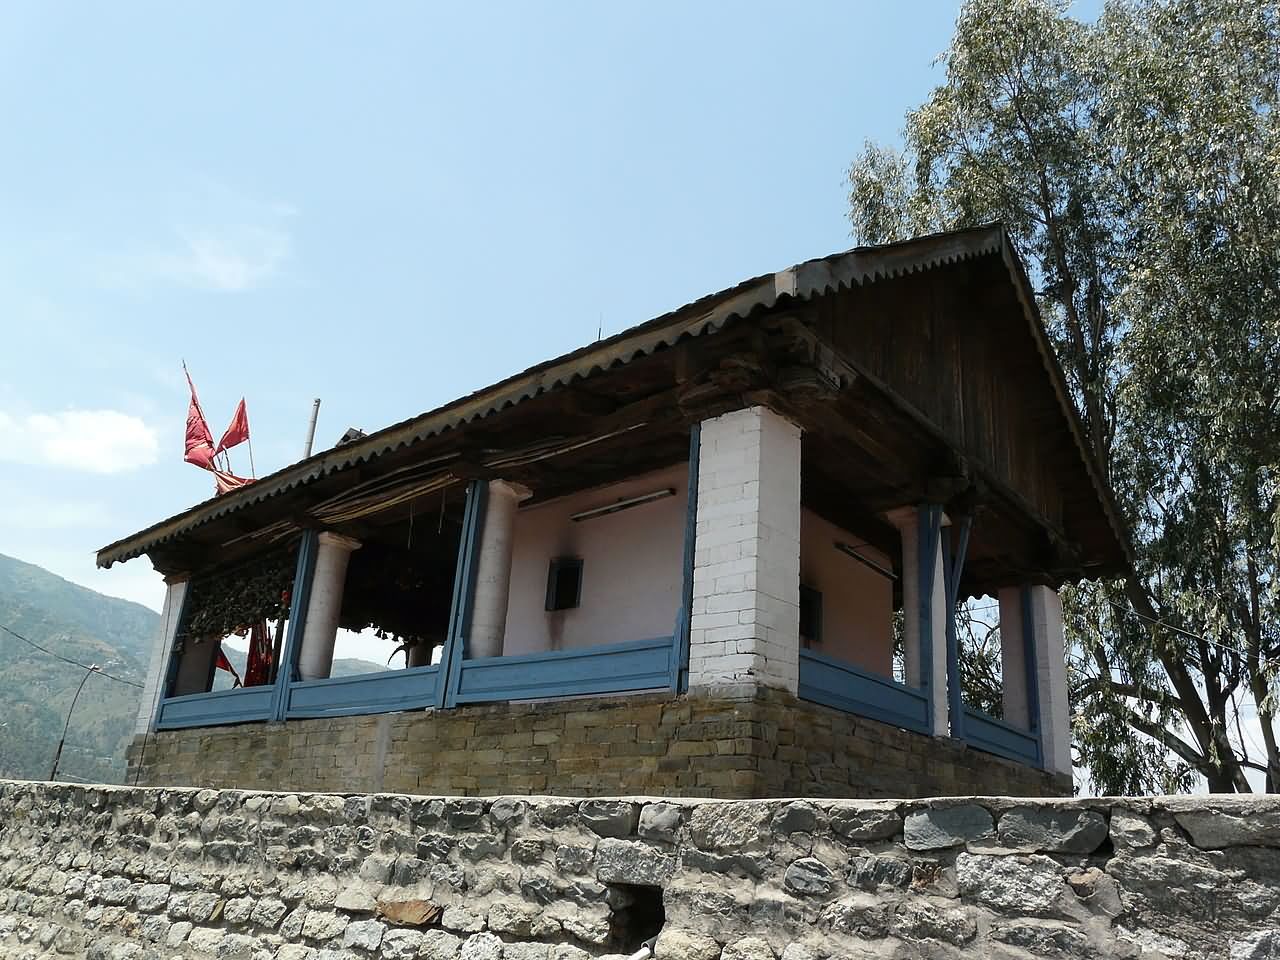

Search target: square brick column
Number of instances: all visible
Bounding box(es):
[688,406,801,695]
[134,576,188,734]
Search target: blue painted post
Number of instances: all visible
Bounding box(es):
[943,515,972,740]
[672,425,701,693]
[916,505,943,733]
[437,479,488,709]
[270,529,319,722]
[1020,584,1043,765]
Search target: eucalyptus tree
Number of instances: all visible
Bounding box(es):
[850,0,1280,792]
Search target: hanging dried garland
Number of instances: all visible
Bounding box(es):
[339,545,452,656]
[179,548,296,641]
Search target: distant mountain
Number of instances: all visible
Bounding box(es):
[0,552,156,783]
[0,553,382,784]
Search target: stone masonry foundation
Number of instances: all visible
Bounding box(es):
[4,781,1280,959]
[126,690,1066,800]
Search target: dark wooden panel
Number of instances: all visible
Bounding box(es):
[822,260,1073,529]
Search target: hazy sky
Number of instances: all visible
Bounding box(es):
[0,2,1096,660]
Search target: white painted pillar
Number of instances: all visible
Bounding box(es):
[297,532,361,681]
[688,406,802,695]
[134,576,189,734]
[887,507,949,736]
[468,479,532,659]
[997,587,1032,728]
[1028,584,1072,776]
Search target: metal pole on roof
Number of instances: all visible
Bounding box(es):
[303,398,321,458]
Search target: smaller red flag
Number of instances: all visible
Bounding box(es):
[216,398,250,454]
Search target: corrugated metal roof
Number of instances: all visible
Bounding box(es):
[95,225,1014,569]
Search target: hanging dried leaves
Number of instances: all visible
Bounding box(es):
[180,548,296,641]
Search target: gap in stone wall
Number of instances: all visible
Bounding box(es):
[605,883,665,952]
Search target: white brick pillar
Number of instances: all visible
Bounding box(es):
[688,406,801,695]
[468,479,532,659]
[297,532,361,681]
[1028,584,1072,776]
[997,586,1033,728]
[887,506,949,736]
[134,575,188,734]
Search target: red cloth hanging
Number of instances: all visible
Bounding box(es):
[244,621,274,687]
[212,469,253,495]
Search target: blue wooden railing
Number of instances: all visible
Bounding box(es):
[452,636,673,704]
[155,685,274,730]
[286,665,441,719]
[155,636,671,730]
[963,706,1041,767]
[798,648,931,736]
[798,649,1042,768]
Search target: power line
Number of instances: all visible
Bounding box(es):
[0,623,142,689]
[49,666,96,782]
[1101,598,1280,672]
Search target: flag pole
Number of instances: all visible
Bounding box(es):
[247,434,257,478]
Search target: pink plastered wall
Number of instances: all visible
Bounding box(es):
[799,508,894,676]
[501,463,689,655]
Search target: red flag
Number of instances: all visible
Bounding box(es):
[183,365,217,468]
[216,398,250,454]
[215,646,242,688]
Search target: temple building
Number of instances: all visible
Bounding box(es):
[100,225,1129,799]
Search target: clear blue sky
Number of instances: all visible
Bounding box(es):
[2,2,1002,619]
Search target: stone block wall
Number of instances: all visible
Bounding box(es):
[4,781,1280,959]
[126,690,1066,800]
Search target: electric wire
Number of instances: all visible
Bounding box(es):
[0,623,142,688]
[49,666,96,781]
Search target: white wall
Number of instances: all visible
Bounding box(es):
[501,463,689,656]
[799,508,894,677]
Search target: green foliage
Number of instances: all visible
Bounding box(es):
[957,599,1004,719]
[851,0,1280,792]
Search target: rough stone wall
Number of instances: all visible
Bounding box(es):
[4,782,1280,959]
[127,690,1066,800]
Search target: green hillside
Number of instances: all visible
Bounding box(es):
[0,552,155,783]
[0,553,383,784]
